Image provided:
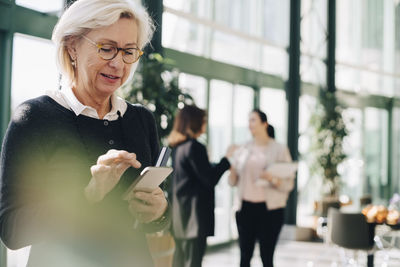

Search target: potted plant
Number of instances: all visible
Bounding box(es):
[308,90,348,216]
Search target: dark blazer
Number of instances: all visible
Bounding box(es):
[171,138,230,239]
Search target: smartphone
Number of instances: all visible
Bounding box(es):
[122,147,173,200]
[122,166,173,200]
[155,146,171,167]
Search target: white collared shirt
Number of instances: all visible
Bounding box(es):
[46,86,128,120]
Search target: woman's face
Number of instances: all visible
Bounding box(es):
[194,119,207,138]
[200,119,207,134]
[248,112,267,137]
[69,18,138,98]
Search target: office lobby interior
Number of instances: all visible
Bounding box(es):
[1,0,400,266]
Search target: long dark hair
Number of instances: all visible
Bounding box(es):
[252,109,274,138]
[168,105,206,147]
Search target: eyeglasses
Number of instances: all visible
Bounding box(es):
[81,35,143,64]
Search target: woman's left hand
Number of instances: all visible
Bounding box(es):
[127,187,168,223]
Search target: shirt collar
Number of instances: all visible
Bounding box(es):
[60,86,127,120]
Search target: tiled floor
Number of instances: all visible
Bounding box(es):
[6,227,400,267]
[203,228,400,267]
[203,240,400,267]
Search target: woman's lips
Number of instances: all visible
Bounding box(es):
[100,73,120,83]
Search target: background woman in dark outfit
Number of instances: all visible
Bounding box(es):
[0,1,169,266]
[168,105,235,267]
[229,109,295,267]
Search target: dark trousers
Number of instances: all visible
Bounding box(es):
[236,201,284,267]
[173,235,207,267]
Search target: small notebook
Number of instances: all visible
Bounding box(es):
[266,162,298,179]
[255,162,298,186]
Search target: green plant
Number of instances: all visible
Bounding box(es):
[308,90,348,197]
[119,53,193,144]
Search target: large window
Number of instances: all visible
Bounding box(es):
[178,73,207,109]
[16,0,64,13]
[162,12,209,57]
[392,106,400,195]
[163,0,212,18]
[300,0,327,86]
[208,80,233,244]
[364,107,389,202]
[340,108,364,208]
[12,34,59,111]
[297,94,317,226]
[336,0,399,97]
[232,85,254,144]
[336,0,397,205]
[211,31,259,70]
[163,0,289,75]
[207,81,256,244]
[7,32,59,267]
[259,88,287,144]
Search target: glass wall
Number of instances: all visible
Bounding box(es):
[392,106,400,195]
[208,80,233,244]
[364,107,389,202]
[259,88,287,144]
[297,0,328,226]
[162,12,210,57]
[300,0,327,86]
[340,108,364,204]
[208,80,233,161]
[297,94,317,226]
[11,34,59,111]
[232,85,254,144]
[163,0,289,75]
[178,73,208,109]
[7,32,59,267]
[336,0,397,206]
[207,81,257,244]
[8,31,58,267]
[230,84,254,240]
[336,0,400,96]
[16,0,64,13]
[295,0,399,228]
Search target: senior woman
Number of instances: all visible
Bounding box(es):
[0,0,169,266]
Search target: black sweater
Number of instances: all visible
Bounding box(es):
[0,96,162,267]
[171,139,230,239]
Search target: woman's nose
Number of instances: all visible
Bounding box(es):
[108,51,125,68]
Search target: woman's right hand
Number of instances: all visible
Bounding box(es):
[226,144,238,158]
[84,149,142,203]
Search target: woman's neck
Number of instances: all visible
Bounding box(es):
[72,86,111,119]
[253,134,270,146]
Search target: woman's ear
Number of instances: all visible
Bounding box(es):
[66,37,78,61]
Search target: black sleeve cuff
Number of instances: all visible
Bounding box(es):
[139,202,171,233]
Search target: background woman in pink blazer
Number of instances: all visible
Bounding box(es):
[229,109,295,267]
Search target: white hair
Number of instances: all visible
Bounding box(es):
[52,0,154,85]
